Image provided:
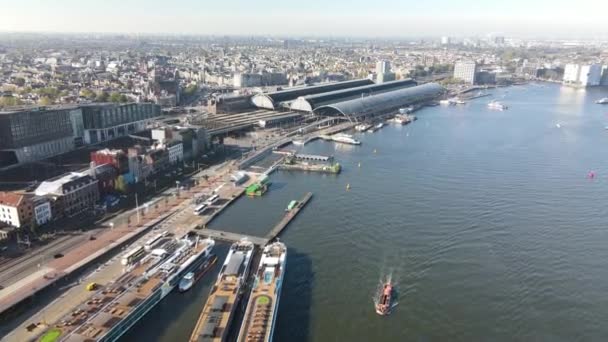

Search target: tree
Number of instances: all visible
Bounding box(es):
[80,88,95,99]
[13,77,25,87]
[183,84,198,96]
[119,94,128,103]
[38,96,53,105]
[0,96,22,107]
[109,92,123,103]
[96,91,109,102]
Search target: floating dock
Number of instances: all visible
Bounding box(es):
[265,192,313,241]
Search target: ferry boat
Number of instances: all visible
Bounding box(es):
[178,255,217,292]
[392,114,416,125]
[189,238,255,342]
[375,276,395,316]
[355,123,372,132]
[37,237,215,342]
[331,133,361,145]
[237,241,287,342]
[596,97,608,104]
[367,122,384,133]
[488,100,508,111]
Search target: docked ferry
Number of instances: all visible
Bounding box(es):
[189,238,255,342]
[331,133,361,145]
[237,241,287,342]
[37,236,215,342]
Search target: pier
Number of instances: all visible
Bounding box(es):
[195,192,313,246]
[265,192,313,241]
[195,229,268,246]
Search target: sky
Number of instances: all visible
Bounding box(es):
[1,0,607,38]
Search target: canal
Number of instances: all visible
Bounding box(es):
[122,83,608,341]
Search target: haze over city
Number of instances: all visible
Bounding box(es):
[1,1,608,342]
[2,0,608,38]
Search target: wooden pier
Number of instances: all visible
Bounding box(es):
[265,192,313,241]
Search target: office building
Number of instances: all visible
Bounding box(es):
[0,105,82,166]
[376,61,394,84]
[563,63,603,87]
[441,36,451,45]
[81,103,160,144]
[453,61,477,84]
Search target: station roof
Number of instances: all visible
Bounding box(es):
[251,79,374,110]
[290,78,417,112]
[313,83,445,118]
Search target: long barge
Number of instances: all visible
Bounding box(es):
[237,241,287,342]
[36,236,215,342]
[189,238,255,342]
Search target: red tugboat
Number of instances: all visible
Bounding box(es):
[375,281,394,316]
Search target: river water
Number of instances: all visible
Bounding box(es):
[122,83,608,341]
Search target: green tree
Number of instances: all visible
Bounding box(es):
[109,92,123,103]
[96,91,109,102]
[13,77,25,87]
[0,96,22,107]
[80,88,95,99]
[183,84,198,96]
[119,94,128,103]
[38,96,53,105]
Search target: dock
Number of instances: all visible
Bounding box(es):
[265,192,313,241]
[195,229,268,246]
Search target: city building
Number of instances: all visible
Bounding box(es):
[233,72,288,88]
[0,192,32,228]
[441,36,451,45]
[375,60,395,84]
[563,63,603,87]
[0,105,82,167]
[32,196,52,226]
[602,66,608,86]
[90,149,129,174]
[35,172,99,217]
[81,103,161,144]
[453,61,477,84]
[166,141,183,165]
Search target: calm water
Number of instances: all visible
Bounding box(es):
[123,83,608,341]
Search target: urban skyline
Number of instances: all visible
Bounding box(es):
[2,0,608,38]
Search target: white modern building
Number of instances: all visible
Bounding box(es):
[441,36,451,45]
[453,61,477,84]
[563,63,603,87]
[33,198,52,226]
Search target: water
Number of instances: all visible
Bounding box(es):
[122,83,608,341]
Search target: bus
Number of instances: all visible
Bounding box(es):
[205,194,219,205]
[121,246,145,266]
[193,203,207,215]
[144,231,168,251]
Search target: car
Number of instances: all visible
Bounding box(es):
[54,253,64,258]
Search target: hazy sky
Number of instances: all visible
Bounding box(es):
[1,0,607,38]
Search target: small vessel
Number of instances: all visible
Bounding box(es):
[392,114,415,125]
[178,255,217,292]
[596,98,608,104]
[179,272,195,292]
[355,123,372,132]
[285,200,298,211]
[556,123,561,128]
[375,277,396,316]
[488,100,508,111]
[439,99,455,106]
[332,133,361,145]
[293,139,305,146]
[346,183,351,190]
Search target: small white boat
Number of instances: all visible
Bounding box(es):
[596,98,608,104]
[178,272,194,292]
[355,123,372,132]
[488,100,508,111]
[556,123,561,128]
